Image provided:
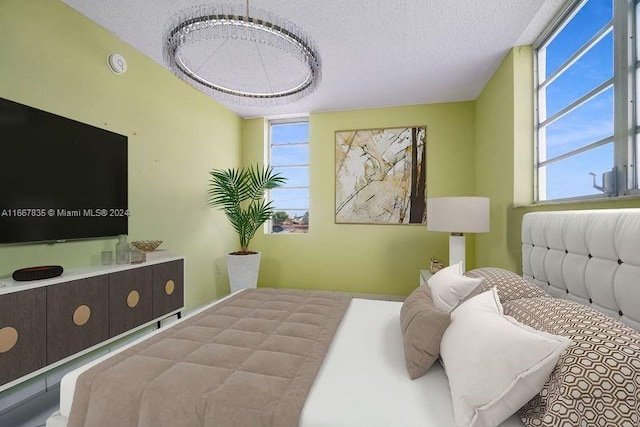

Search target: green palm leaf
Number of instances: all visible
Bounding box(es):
[208,165,286,253]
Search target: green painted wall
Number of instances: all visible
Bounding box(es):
[512,47,534,207]
[0,0,242,310]
[475,48,519,271]
[474,46,535,272]
[243,103,477,296]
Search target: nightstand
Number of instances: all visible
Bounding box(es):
[419,270,433,286]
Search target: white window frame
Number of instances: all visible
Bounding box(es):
[533,0,637,202]
[266,117,310,234]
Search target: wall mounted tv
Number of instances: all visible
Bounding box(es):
[0,96,128,244]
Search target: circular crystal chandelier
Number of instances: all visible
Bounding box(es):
[163,2,321,105]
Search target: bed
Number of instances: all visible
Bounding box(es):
[46,208,640,427]
[46,294,525,427]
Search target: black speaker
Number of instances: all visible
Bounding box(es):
[13,265,63,281]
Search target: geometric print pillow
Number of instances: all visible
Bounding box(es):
[504,296,640,427]
[465,267,548,302]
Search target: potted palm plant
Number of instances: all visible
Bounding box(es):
[207,165,286,293]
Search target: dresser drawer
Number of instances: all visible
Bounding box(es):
[47,277,109,364]
[0,288,46,385]
[109,266,153,337]
[152,260,184,318]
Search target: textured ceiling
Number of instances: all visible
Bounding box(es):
[61,0,566,118]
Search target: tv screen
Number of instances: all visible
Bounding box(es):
[0,96,128,244]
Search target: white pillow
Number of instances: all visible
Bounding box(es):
[440,288,571,427]
[436,261,463,276]
[427,261,483,312]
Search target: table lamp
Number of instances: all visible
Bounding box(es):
[426,197,490,272]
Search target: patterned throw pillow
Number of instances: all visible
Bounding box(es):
[504,297,640,427]
[465,267,548,302]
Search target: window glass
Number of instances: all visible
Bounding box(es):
[636,2,640,190]
[541,143,614,200]
[273,166,309,187]
[271,145,309,166]
[542,0,613,79]
[542,87,613,161]
[268,120,310,233]
[535,0,627,201]
[544,31,613,118]
[272,122,309,144]
[270,188,309,210]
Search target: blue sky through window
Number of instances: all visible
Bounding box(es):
[271,145,309,166]
[545,32,612,118]
[544,0,612,78]
[272,122,309,145]
[544,87,613,160]
[538,0,615,200]
[273,166,309,187]
[544,143,613,199]
[269,122,310,226]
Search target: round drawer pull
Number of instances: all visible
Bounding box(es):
[127,290,140,308]
[73,305,91,326]
[165,280,175,295]
[0,327,19,353]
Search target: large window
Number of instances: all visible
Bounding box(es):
[636,0,640,187]
[535,0,636,201]
[268,119,310,233]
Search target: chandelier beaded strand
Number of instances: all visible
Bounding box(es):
[163,2,321,105]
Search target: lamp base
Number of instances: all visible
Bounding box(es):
[449,234,466,272]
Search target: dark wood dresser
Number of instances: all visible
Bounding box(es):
[0,257,184,390]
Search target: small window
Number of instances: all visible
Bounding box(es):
[268,120,310,233]
[534,0,636,201]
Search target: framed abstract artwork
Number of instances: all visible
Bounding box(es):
[335,126,427,224]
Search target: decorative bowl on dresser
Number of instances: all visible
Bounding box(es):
[130,240,163,252]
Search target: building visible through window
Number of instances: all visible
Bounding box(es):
[268,120,310,233]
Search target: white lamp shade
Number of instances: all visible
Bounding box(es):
[427,197,490,233]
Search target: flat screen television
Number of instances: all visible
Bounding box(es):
[0,96,128,244]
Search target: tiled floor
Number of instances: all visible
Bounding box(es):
[0,386,59,427]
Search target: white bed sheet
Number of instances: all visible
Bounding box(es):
[54,295,524,427]
[300,298,524,427]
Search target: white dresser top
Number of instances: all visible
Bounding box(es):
[0,255,183,296]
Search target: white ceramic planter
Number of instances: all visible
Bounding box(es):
[226,252,261,293]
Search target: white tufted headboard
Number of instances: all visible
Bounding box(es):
[521,209,640,332]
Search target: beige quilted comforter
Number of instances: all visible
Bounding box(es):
[68,288,351,427]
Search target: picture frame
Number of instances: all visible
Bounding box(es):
[335,126,427,224]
